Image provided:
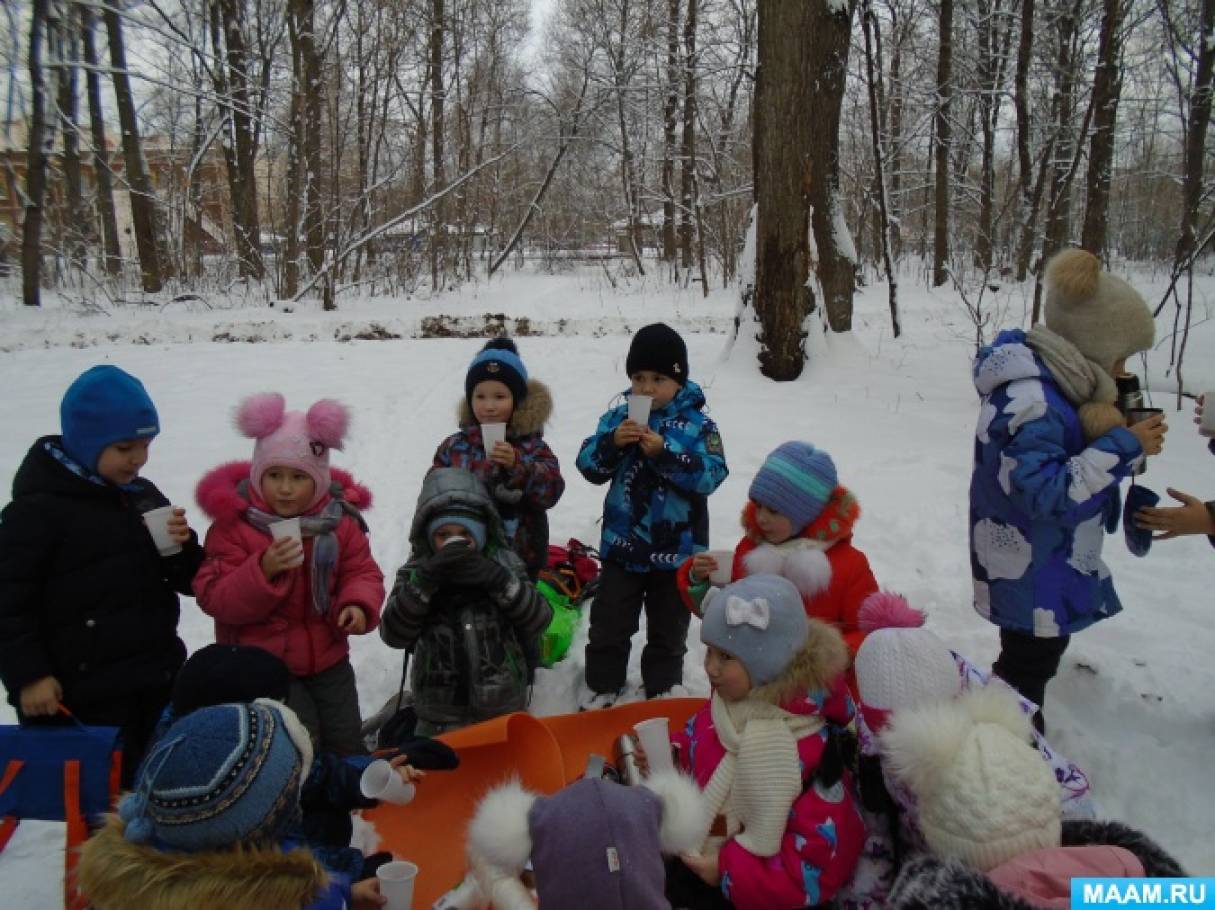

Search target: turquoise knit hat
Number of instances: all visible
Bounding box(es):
[748,441,838,534]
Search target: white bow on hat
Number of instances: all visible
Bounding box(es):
[724,595,770,630]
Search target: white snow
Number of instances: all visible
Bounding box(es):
[0,263,1212,905]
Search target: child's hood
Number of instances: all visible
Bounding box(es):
[457,377,554,437]
[195,460,373,523]
[973,328,1048,397]
[408,466,508,554]
[78,816,331,910]
[742,485,860,548]
[753,616,851,710]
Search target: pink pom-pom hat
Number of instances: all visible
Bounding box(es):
[235,393,350,511]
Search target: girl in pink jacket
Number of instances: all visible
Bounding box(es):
[193,394,384,755]
[656,573,866,910]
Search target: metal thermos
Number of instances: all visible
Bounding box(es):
[1116,374,1144,415]
[613,734,643,786]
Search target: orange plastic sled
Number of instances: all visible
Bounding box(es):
[363,698,705,908]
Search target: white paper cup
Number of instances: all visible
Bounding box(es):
[634,717,674,775]
[627,394,652,426]
[377,860,419,910]
[706,549,734,586]
[1200,390,1215,438]
[268,517,304,567]
[481,422,507,451]
[359,759,416,805]
[142,505,182,556]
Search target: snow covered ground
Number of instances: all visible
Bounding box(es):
[1,262,1212,904]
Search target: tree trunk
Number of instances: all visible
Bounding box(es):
[1080,0,1125,258]
[679,0,697,270]
[79,4,121,276]
[1174,0,1215,267]
[1012,0,1035,280]
[662,0,679,262]
[862,0,899,337]
[21,0,50,307]
[53,6,87,269]
[430,0,447,291]
[613,0,646,276]
[932,0,953,286]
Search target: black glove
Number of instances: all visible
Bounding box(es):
[450,552,512,591]
[424,539,481,581]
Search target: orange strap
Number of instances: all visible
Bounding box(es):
[0,816,17,852]
[64,760,88,910]
[0,758,24,797]
[108,750,122,809]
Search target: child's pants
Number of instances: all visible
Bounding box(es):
[584,562,690,698]
[287,656,365,755]
[992,628,1070,733]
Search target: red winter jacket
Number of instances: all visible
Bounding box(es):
[193,461,384,679]
[677,487,878,657]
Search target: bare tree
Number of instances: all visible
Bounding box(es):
[78,3,121,277]
[861,0,899,336]
[932,0,953,286]
[21,0,51,307]
[1079,0,1125,257]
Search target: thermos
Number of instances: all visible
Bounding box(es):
[1116,373,1144,415]
[613,734,643,786]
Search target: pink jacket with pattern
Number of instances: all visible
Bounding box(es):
[193,461,384,679]
[672,680,867,910]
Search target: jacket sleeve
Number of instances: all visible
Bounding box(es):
[648,416,729,495]
[302,751,377,811]
[0,498,57,695]
[676,557,709,616]
[1001,400,1140,527]
[504,438,565,510]
[834,546,878,650]
[432,435,457,469]
[491,551,552,639]
[160,533,205,596]
[192,522,291,625]
[379,556,434,651]
[333,522,385,630]
[576,409,627,485]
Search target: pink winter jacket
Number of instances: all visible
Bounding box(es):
[671,682,867,910]
[193,461,384,679]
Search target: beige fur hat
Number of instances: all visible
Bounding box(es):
[1043,249,1155,375]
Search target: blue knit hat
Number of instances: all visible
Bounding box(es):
[466,338,529,406]
[748,441,838,534]
[428,508,488,552]
[118,701,312,852]
[700,574,808,687]
[60,365,160,471]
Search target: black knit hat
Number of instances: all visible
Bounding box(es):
[465,337,529,406]
[171,644,291,717]
[626,323,688,385]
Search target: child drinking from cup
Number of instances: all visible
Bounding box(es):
[380,468,551,735]
[678,440,879,664]
[433,337,564,577]
[194,394,384,755]
[576,323,728,709]
[638,574,865,910]
[0,365,203,785]
[970,248,1166,733]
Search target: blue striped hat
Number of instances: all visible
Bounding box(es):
[748,441,838,535]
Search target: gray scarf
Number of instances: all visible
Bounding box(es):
[240,481,351,617]
[1025,325,1117,408]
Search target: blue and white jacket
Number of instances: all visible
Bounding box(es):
[969,330,1143,637]
[577,380,728,572]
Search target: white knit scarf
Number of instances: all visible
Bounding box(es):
[1025,324,1117,408]
[695,692,822,857]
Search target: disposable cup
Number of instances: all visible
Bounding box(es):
[268,517,305,567]
[376,860,418,910]
[1200,391,1215,438]
[627,394,652,426]
[481,422,507,451]
[359,759,416,805]
[634,717,674,775]
[142,505,182,556]
[706,549,734,586]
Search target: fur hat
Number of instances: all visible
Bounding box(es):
[60,365,160,472]
[880,686,1061,872]
[748,441,839,535]
[427,508,488,552]
[236,393,349,512]
[626,323,688,384]
[466,337,529,406]
[466,771,706,909]
[118,701,314,853]
[854,597,960,734]
[170,645,291,718]
[1043,249,1155,376]
[700,574,809,687]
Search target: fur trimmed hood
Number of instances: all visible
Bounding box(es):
[195,460,373,523]
[740,487,860,600]
[78,816,331,910]
[457,378,553,438]
[753,616,850,707]
[742,485,859,547]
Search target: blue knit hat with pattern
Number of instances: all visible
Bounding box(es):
[428,508,488,552]
[466,337,529,406]
[748,441,838,535]
[118,701,312,853]
[700,574,809,686]
[60,365,160,471]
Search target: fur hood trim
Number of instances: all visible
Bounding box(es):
[742,484,860,548]
[457,378,553,437]
[195,460,373,522]
[78,817,329,910]
[753,617,850,706]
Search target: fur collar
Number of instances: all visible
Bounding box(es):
[457,378,553,437]
[195,460,372,523]
[739,489,859,599]
[752,617,849,706]
[741,485,860,548]
[78,817,330,910]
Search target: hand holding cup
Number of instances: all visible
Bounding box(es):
[261,535,304,579]
[613,420,645,448]
[488,441,516,469]
[1127,411,1167,457]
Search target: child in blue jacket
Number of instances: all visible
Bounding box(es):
[576,323,728,707]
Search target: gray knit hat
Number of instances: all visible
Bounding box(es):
[1043,249,1155,375]
[700,574,808,687]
